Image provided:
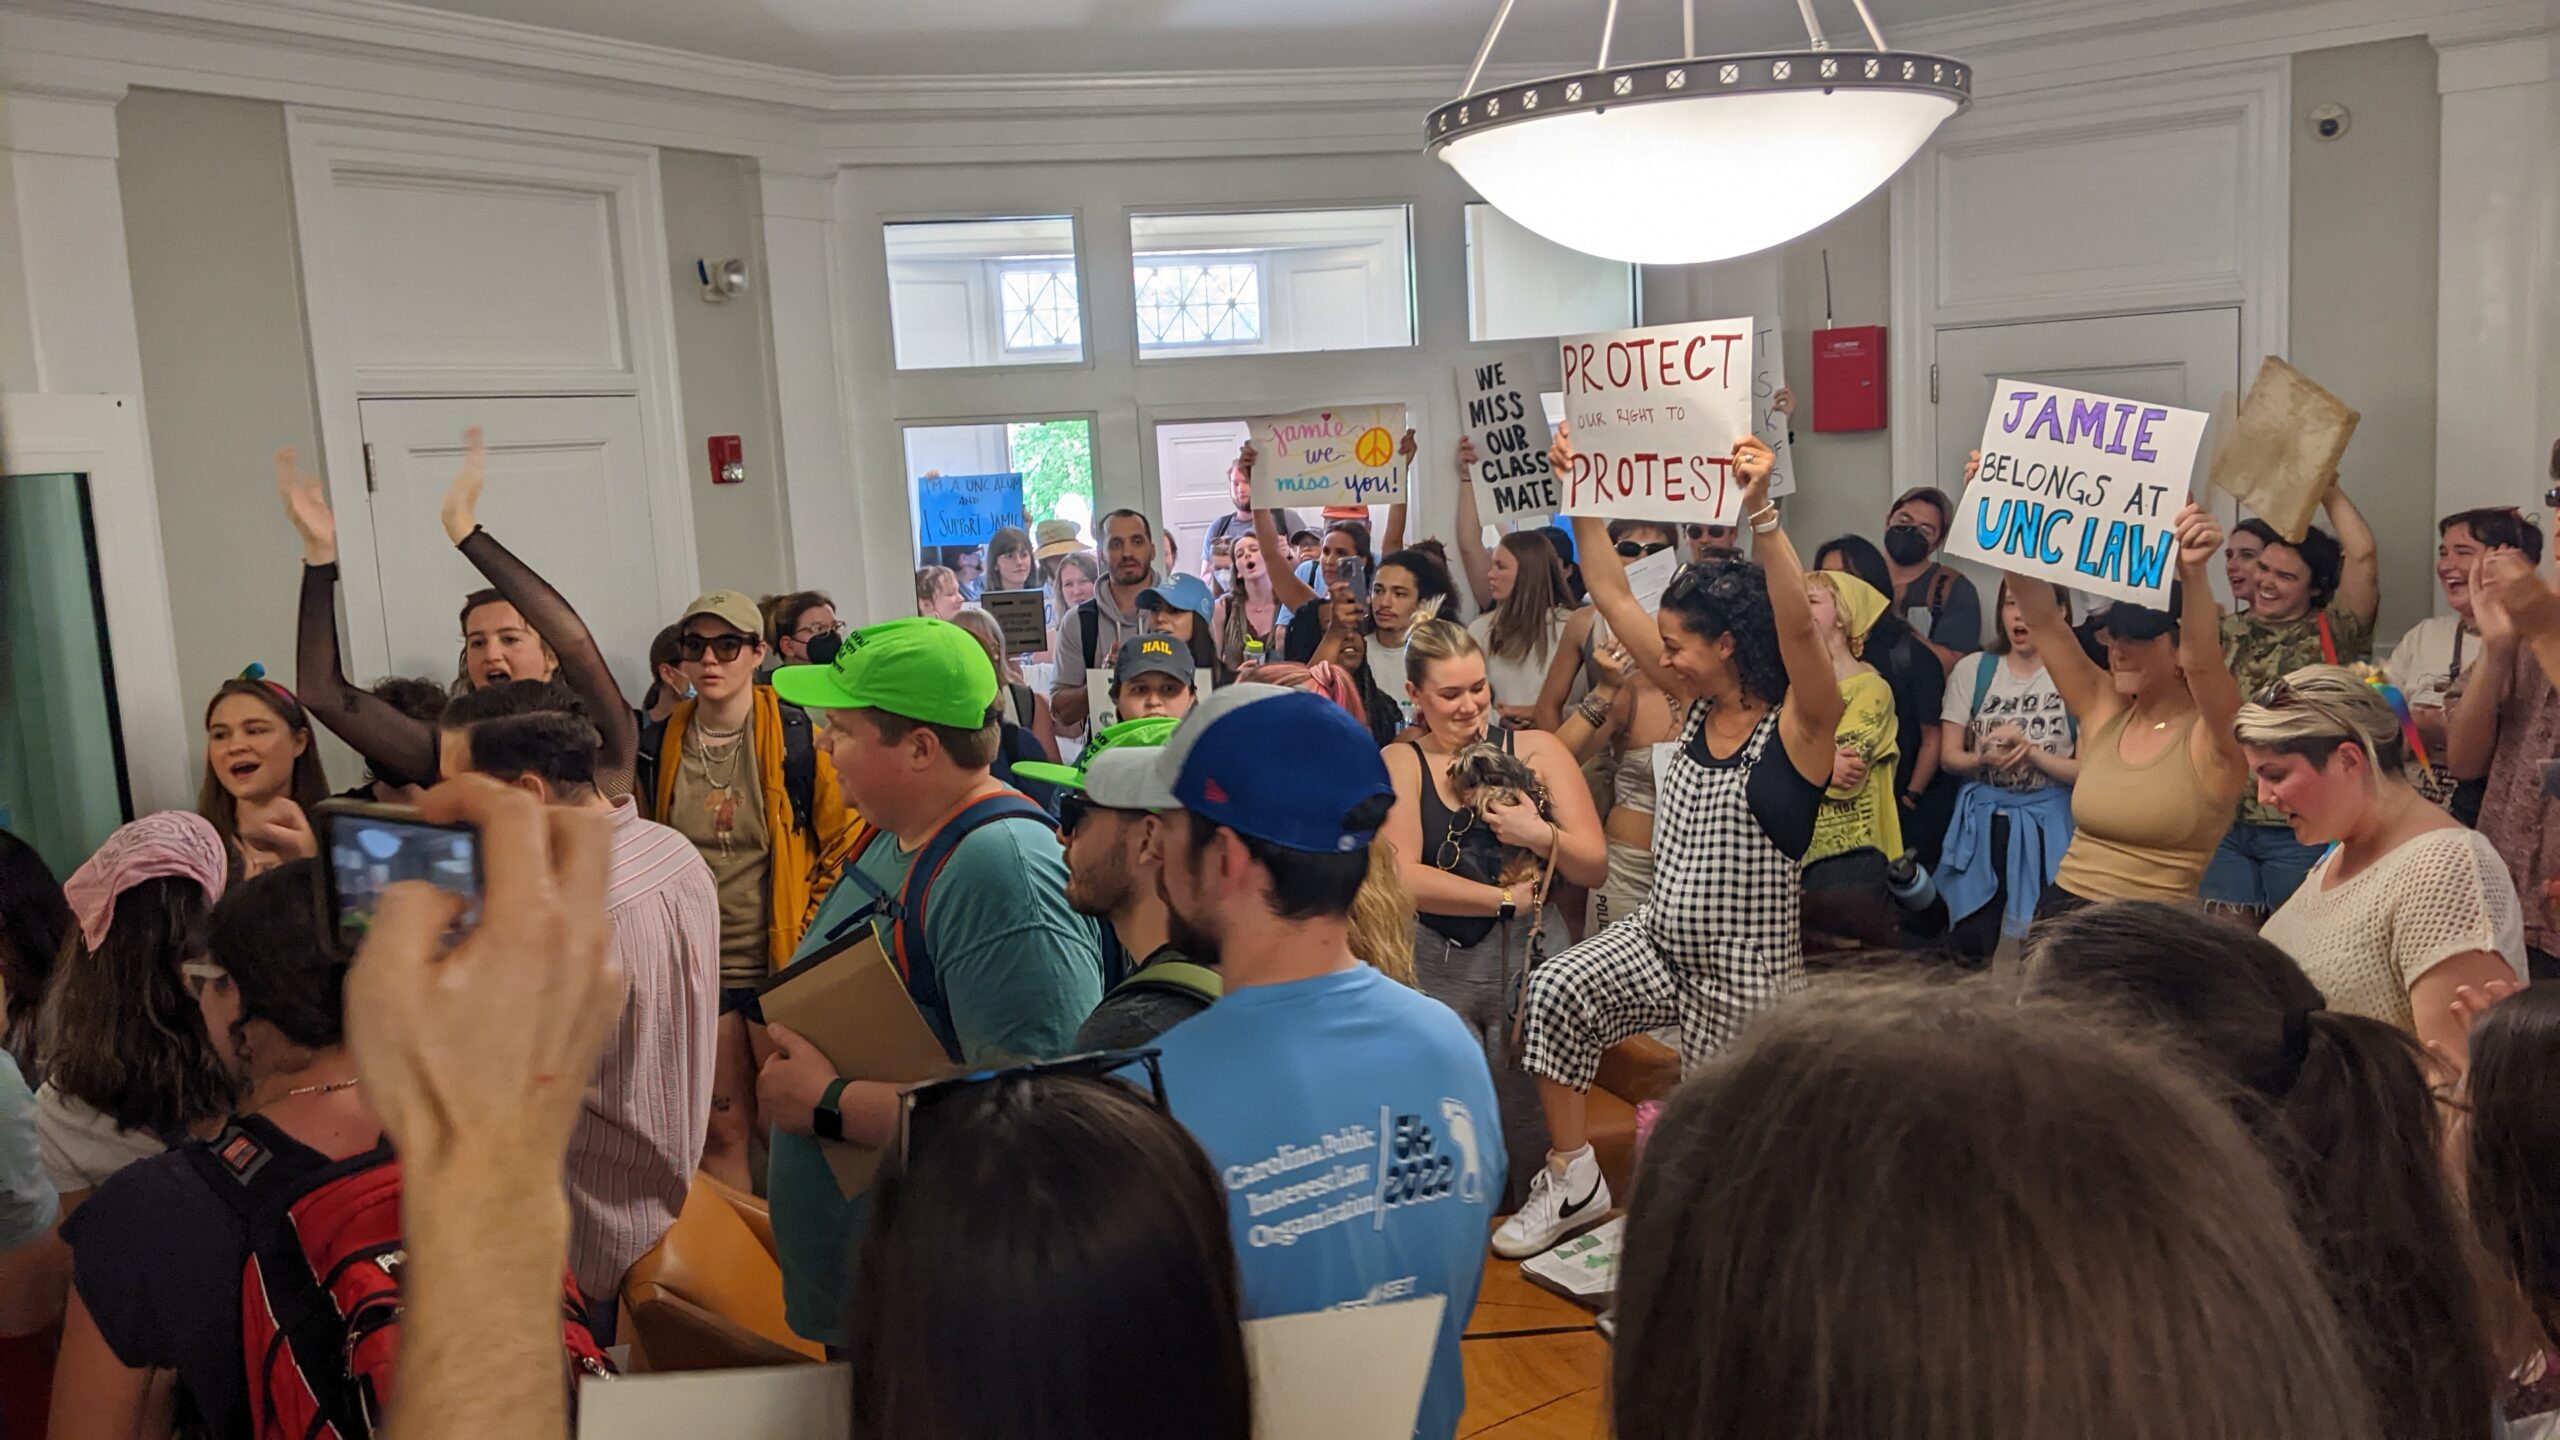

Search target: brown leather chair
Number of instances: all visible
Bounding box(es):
[1585,1034,1681,1200]
[617,1173,825,1371]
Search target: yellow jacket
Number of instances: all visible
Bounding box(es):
[650,686,861,970]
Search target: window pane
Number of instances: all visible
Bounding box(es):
[1129,207,1413,359]
[1465,203,1637,342]
[901,419,1096,574]
[884,217,1082,370]
[2,471,130,873]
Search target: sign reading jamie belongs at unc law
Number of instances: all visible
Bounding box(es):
[1945,380,2210,607]
[1248,405,1410,508]
[1556,318,1755,524]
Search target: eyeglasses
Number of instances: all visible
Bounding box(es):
[897,1048,1166,1168]
[180,959,229,1002]
[1435,804,1477,872]
[792,619,847,642]
[677,632,757,662]
[1615,540,1673,559]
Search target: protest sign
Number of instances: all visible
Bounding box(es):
[1244,1297,1445,1440]
[1944,379,2210,607]
[1556,318,1755,524]
[580,1365,849,1440]
[916,471,1024,549]
[1457,355,1557,520]
[1249,405,1410,508]
[1746,316,1799,498]
[2208,356,2359,543]
[1621,544,1681,616]
[980,588,1048,654]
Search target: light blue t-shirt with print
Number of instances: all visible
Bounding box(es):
[767,811,1104,1346]
[1154,963,1506,1440]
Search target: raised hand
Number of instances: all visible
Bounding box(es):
[2477,546,2560,637]
[2171,501,2223,573]
[276,447,338,566]
[344,775,619,1177]
[1398,428,1418,463]
[1772,386,1795,417]
[1964,448,1982,485]
[1234,444,1257,482]
[1548,420,1576,479]
[237,796,319,861]
[439,427,490,545]
[1734,434,1777,519]
[2420,978,2525,1085]
[1455,435,1478,475]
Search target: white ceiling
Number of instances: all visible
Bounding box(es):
[393,0,2014,78]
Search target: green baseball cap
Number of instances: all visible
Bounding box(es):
[1013,715,1178,792]
[771,616,996,728]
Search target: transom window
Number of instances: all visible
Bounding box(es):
[1132,258,1262,347]
[1000,264,1080,352]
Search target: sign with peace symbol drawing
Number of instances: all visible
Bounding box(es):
[1247,404,1411,508]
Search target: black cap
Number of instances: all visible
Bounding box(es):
[2094,582,2183,642]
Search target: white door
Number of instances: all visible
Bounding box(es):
[1933,308,2242,607]
[1155,419,1251,578]
[357,396,660,702]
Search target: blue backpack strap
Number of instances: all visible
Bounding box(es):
[892,793,1059,1051]
[1969,651,1997,719]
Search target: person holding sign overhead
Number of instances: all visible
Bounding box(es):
[1498,426,1843,1261]
[2207,479,2381,921]
[1958,447,2247,918]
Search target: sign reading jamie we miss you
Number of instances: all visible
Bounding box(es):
[1248,405,1410,508]
[915,471,1025,549]
[1458,356,1556,520]
[1945,379,2211,607]
[1556,318,1754,524]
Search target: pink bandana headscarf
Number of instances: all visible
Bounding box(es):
[62,812,229,950]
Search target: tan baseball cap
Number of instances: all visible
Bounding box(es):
[680,590,763,637]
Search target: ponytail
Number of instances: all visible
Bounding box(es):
[1347,840,1417,989]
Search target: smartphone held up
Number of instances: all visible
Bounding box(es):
[316,799,484,957]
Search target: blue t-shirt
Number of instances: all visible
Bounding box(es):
[1155,964,1505,1440]
[767,812,1104,1345]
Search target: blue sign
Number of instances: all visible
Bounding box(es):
[916,471,1026,548]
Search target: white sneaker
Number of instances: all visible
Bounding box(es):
[1491,1147,1611,1259]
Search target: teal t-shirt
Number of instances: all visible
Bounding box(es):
[768,812,1104,1346]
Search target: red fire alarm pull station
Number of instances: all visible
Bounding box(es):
[1811,326,1888,433]
[709,435,745,485]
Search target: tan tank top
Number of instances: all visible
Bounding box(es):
[2053,707,2228,903]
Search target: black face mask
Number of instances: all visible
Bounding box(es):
[1883,525,1933,566]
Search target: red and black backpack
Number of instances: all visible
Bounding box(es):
[183,1115,613,1440]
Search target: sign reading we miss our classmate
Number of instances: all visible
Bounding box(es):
[1458,356,1556,520]
[1945,379,2211,607]
[1248,405,1409,508]
[1556,319,1755,524]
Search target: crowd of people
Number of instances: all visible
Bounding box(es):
[0,403,2555,1440]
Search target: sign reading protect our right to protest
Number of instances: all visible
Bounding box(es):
[1944,379,2211,607]
[1555,318,1756,524]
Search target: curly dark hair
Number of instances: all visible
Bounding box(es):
[1661,558,1789,707]
[2263,526,2346,607]
[208,860,345,1057]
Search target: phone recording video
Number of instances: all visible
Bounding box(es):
[318,802,483,954]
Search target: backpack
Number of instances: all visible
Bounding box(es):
[1111,959,1222,1010]
[1079,601,1103,677]
[1967,652,2076,747]
[824,792,1063,1057]
[637,701,820,839]
[183,1115,611,1440]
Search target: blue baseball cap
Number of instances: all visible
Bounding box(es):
[1119,684,1392,854]
[1137,572,1216,625]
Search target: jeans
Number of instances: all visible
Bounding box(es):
[2201,822,2325,911]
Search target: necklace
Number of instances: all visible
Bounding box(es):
[283,1076,361,1099]
[692,721,748,857]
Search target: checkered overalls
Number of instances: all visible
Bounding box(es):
[1521,704,1805,1087]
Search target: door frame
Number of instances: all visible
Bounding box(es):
[0,392,191,813]
[285,110,701,684]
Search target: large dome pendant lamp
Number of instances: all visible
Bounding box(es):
[1426,0,1971,265]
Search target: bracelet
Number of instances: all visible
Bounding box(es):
[1577,692,1613,725]
[1751,515,1781,535]
[1745,502,1780,523]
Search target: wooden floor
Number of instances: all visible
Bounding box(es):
[1458,1257,1611,1439]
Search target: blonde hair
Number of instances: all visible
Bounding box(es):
[2230,663,2410,781]
[1403,616,1482,687]
[1348,841,1417,988]
[948,606,1024,685]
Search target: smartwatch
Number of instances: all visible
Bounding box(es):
[1498,886,1518,923]
[812,1077,850,1144]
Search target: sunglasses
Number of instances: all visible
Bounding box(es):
[897,1048,1166,1169]
[677,632,758,662]
[1615,540,1673,559]
[1683,524,1736,541]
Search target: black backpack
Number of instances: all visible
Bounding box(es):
[637,702,819,839]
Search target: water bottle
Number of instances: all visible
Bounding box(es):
[1242,636,1266,669]
[1886,852,1936,912]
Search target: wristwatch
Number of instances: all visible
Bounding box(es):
[1499,886,1518,923]
[812,1077,850,1143]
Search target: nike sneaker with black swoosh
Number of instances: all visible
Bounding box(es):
[1491,1145,1611,1259]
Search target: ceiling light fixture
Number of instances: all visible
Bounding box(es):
[1427,0,1970,266]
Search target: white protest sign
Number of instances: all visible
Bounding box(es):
[1249,405,1410,508]
[1244,1297,1446,1440]
[579,1365,849,1440]
[1943,378,2209,607]
[1746,316,1798,498]
[1457,354,1557,520]
[1621,544,1681,616]
[1557,318,1755,524]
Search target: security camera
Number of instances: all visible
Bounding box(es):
[2309,103,2350,141]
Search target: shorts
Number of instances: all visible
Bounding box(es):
[2201,822,2324,911]
[720,984,763,1020]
